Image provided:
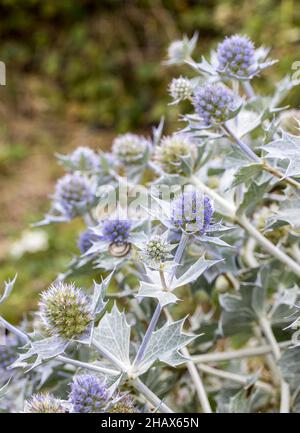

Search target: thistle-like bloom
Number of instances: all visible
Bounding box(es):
[23,393,66,413]
[140,235,174,270]
[169,77,193,104]
[102,219,131,245]
[217,35,255,79]
[193,84,237,127]
[54,173,95,218]
[109,395,139,413]
[154,135,196,175]
[171,191,213,234]
[112,133,149,164]
[0,343,17,370]
[77,229,100,254]
[39,282,93,340]
[69,375,108,413]
[69,146,99,172]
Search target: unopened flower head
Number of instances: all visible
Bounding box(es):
[23,393,66,413]
[169,77,193,103]
[77,229,100,254]
[102,219,131,245]
[166,33,198,65]
[171,191,213,234]
[279,109,300,136]
[193,84,236,126]
[217,34,255,78]
[69,375,108,413]
[69,146,99,171]
[141,235,173,269]
[54,173,95,218]
[0,343,17,370]
[39,282,93,340]
[109,395,139,413]
[154,135,196,175]
[112,133,149,164]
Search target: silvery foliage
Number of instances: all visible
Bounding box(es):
[1,34,300,414]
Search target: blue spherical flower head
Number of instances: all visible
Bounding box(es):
[54,173,95,218]
[102,219,131,245]
[78,229,100,254]
[69,375,108,413]
[193,84,236,127]
[171,191,213,234]
[217,35,255,79]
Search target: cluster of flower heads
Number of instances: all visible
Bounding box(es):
[154,135,196,175]
[217,34,255,79]
[112,133,149,164]
[54,173,95,218]
[23,375,139,413]
[171,191,213,234]
[193,84,236,126]
[23,393,67,413]
[39,282,93,340]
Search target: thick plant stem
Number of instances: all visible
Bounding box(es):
[259,316,290,413]
[191,341,290,363]
[132,378,173,413]
[223,124,261,163]
[57,355,120,376]
[0,317,29,344]
[191,175,300,278]
[197,363,274,395]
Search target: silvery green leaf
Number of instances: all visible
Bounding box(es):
[91,271,113,318]
[196,234,234,248]
[137,319,197,375]
[271,197,300,229]
[93,304,131,371]
[171,256,221,289]
[152,117,164,147]
[237,180,271,217]
[0,275,17,305]
[279,347,300,388]
[11,336,67,371]
[226,110,262,138]
[228,388,253,413]
[137,281,179,307]
[263,131,300,177]
[231,163,263,188]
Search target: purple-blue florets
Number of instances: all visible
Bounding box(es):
[78,230,100,254]
[217,35,255,78]
[102,219,131,245]
[193,84,235,126]
[171,191,213,234]
[69,375,108,413]
[54,173,95,218]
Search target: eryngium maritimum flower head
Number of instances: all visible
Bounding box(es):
[54,173,95,218]
[171,191,213,234]
[39,282,93,340]
[110,395,139,413]
[142,235,173,269]
[102,219,131,245]
[193,84,236,127]
[69,146,99,171]
[154,135,196,175]
[112,133,149,164]
[69,375,108,413]
[169,77,193,103]
[217,35,255,78]
[24,393,66,413]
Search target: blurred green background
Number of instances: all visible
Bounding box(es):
[0,0,299,322]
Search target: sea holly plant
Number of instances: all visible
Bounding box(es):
[1,34,300,414]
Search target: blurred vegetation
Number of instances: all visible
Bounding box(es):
[0,0,300,321]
